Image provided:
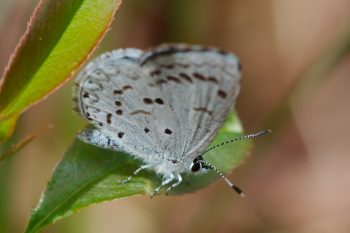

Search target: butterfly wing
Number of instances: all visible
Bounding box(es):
[74,44,241,171]
[140,44,241,159]
[74,48,179,161]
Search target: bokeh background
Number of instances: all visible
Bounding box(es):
[1,0,350,232]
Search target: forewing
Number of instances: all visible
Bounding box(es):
[73,49,178,160]
[140,44,241,159]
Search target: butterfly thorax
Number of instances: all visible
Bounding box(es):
[142,153,195,176]
[151,159,184,175]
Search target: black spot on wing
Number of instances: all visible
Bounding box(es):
[129,110,151,116]
[166,75,181,84]
[217,90,227,99]
[207,76,219,84]
[143,98,153,104]
[122,85,133,90]
[161,64,175,69]
[106,113,112,124]
[179,73,193,83]
[118,132,124,138]
[164,128,172,135]
[113,90,123,95]
[193,72,206,81]
[154,98,164,105]
[150,69,161,76]
[115,101,122,106]
[193,107,213,116]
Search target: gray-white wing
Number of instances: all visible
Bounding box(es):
[73,49,179,161]
[140,44,241,159]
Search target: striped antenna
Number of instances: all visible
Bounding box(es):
[201,159,245,197]
[200,129,272,197]
[202,129,272,155]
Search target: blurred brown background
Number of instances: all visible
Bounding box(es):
[1,0,350,232]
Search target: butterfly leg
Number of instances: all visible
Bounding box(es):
[165,173,183,195]
[119,164,151,184]
[151,174,175,198]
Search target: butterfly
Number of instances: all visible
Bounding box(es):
[73,43,252,197]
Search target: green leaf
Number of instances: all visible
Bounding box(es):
[0,115,17,144]
[0,0,122,141]
[25,112,250,233]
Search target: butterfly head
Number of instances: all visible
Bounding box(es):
[190,155,212,173]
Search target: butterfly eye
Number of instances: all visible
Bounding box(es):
[190,161,201,172]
